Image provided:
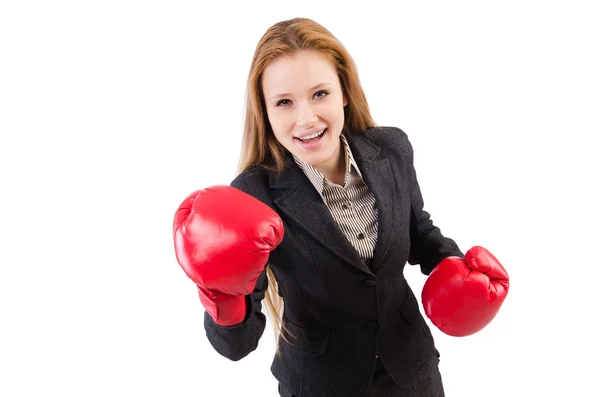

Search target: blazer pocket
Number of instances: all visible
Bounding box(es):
[399,286,437,347]
[282,320,330,356]
[399,287,420,324]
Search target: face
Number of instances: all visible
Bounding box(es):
[262,50,348,174]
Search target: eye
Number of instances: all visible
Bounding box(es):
[314,90,329,99]
[275,90,329,107]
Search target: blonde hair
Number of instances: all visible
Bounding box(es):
[236,17,377,355]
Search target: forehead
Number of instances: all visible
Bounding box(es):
[262,50,338,94]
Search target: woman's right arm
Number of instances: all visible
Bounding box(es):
[173,182,282,361]
[203,268,269,361]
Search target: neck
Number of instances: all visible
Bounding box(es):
[314,140,346,185]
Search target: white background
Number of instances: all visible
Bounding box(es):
[1,1,599,396]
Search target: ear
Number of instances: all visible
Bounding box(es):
[343,95,348,107]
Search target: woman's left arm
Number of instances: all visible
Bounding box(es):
[405,136,464,275]
[400,130,509,336]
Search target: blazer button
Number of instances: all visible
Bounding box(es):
[364,279,377,287]
[366,321,379,332]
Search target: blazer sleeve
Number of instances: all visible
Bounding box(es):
[405,135,465,275]
[202,176,269,361]
[203,268,268,361]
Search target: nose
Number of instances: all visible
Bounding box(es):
[295,103,318,128]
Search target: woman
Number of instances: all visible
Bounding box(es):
[173,17,508,397]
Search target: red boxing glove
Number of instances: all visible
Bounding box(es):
[173,185,284,326]
[421,246,509,337]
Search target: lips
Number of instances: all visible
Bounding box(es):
[295,128,327,140]
[295,128,327,142]
[294,128,327,150]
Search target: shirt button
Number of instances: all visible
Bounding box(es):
[342,203,349,210]
[357,233,365,240]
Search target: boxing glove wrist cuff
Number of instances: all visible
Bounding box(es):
[197,285,248,327]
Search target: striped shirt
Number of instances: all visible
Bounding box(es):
[292,134,379,262]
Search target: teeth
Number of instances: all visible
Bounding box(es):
[299,129,325,141]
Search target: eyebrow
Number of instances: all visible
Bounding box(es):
[269,82,333,100]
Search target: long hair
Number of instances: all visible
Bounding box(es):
[235,17,377,355]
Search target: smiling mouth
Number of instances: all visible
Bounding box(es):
[295,128,327,142]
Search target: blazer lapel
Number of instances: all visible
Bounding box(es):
[269,131,397,274]
[346,133,396,272]
[270,158,368,273]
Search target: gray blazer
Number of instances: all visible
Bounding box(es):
[203,126,464,396]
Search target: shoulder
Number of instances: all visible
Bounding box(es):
[229,164,272,203]
[362,125,415,159]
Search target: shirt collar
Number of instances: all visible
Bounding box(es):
[292,134,362,196]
